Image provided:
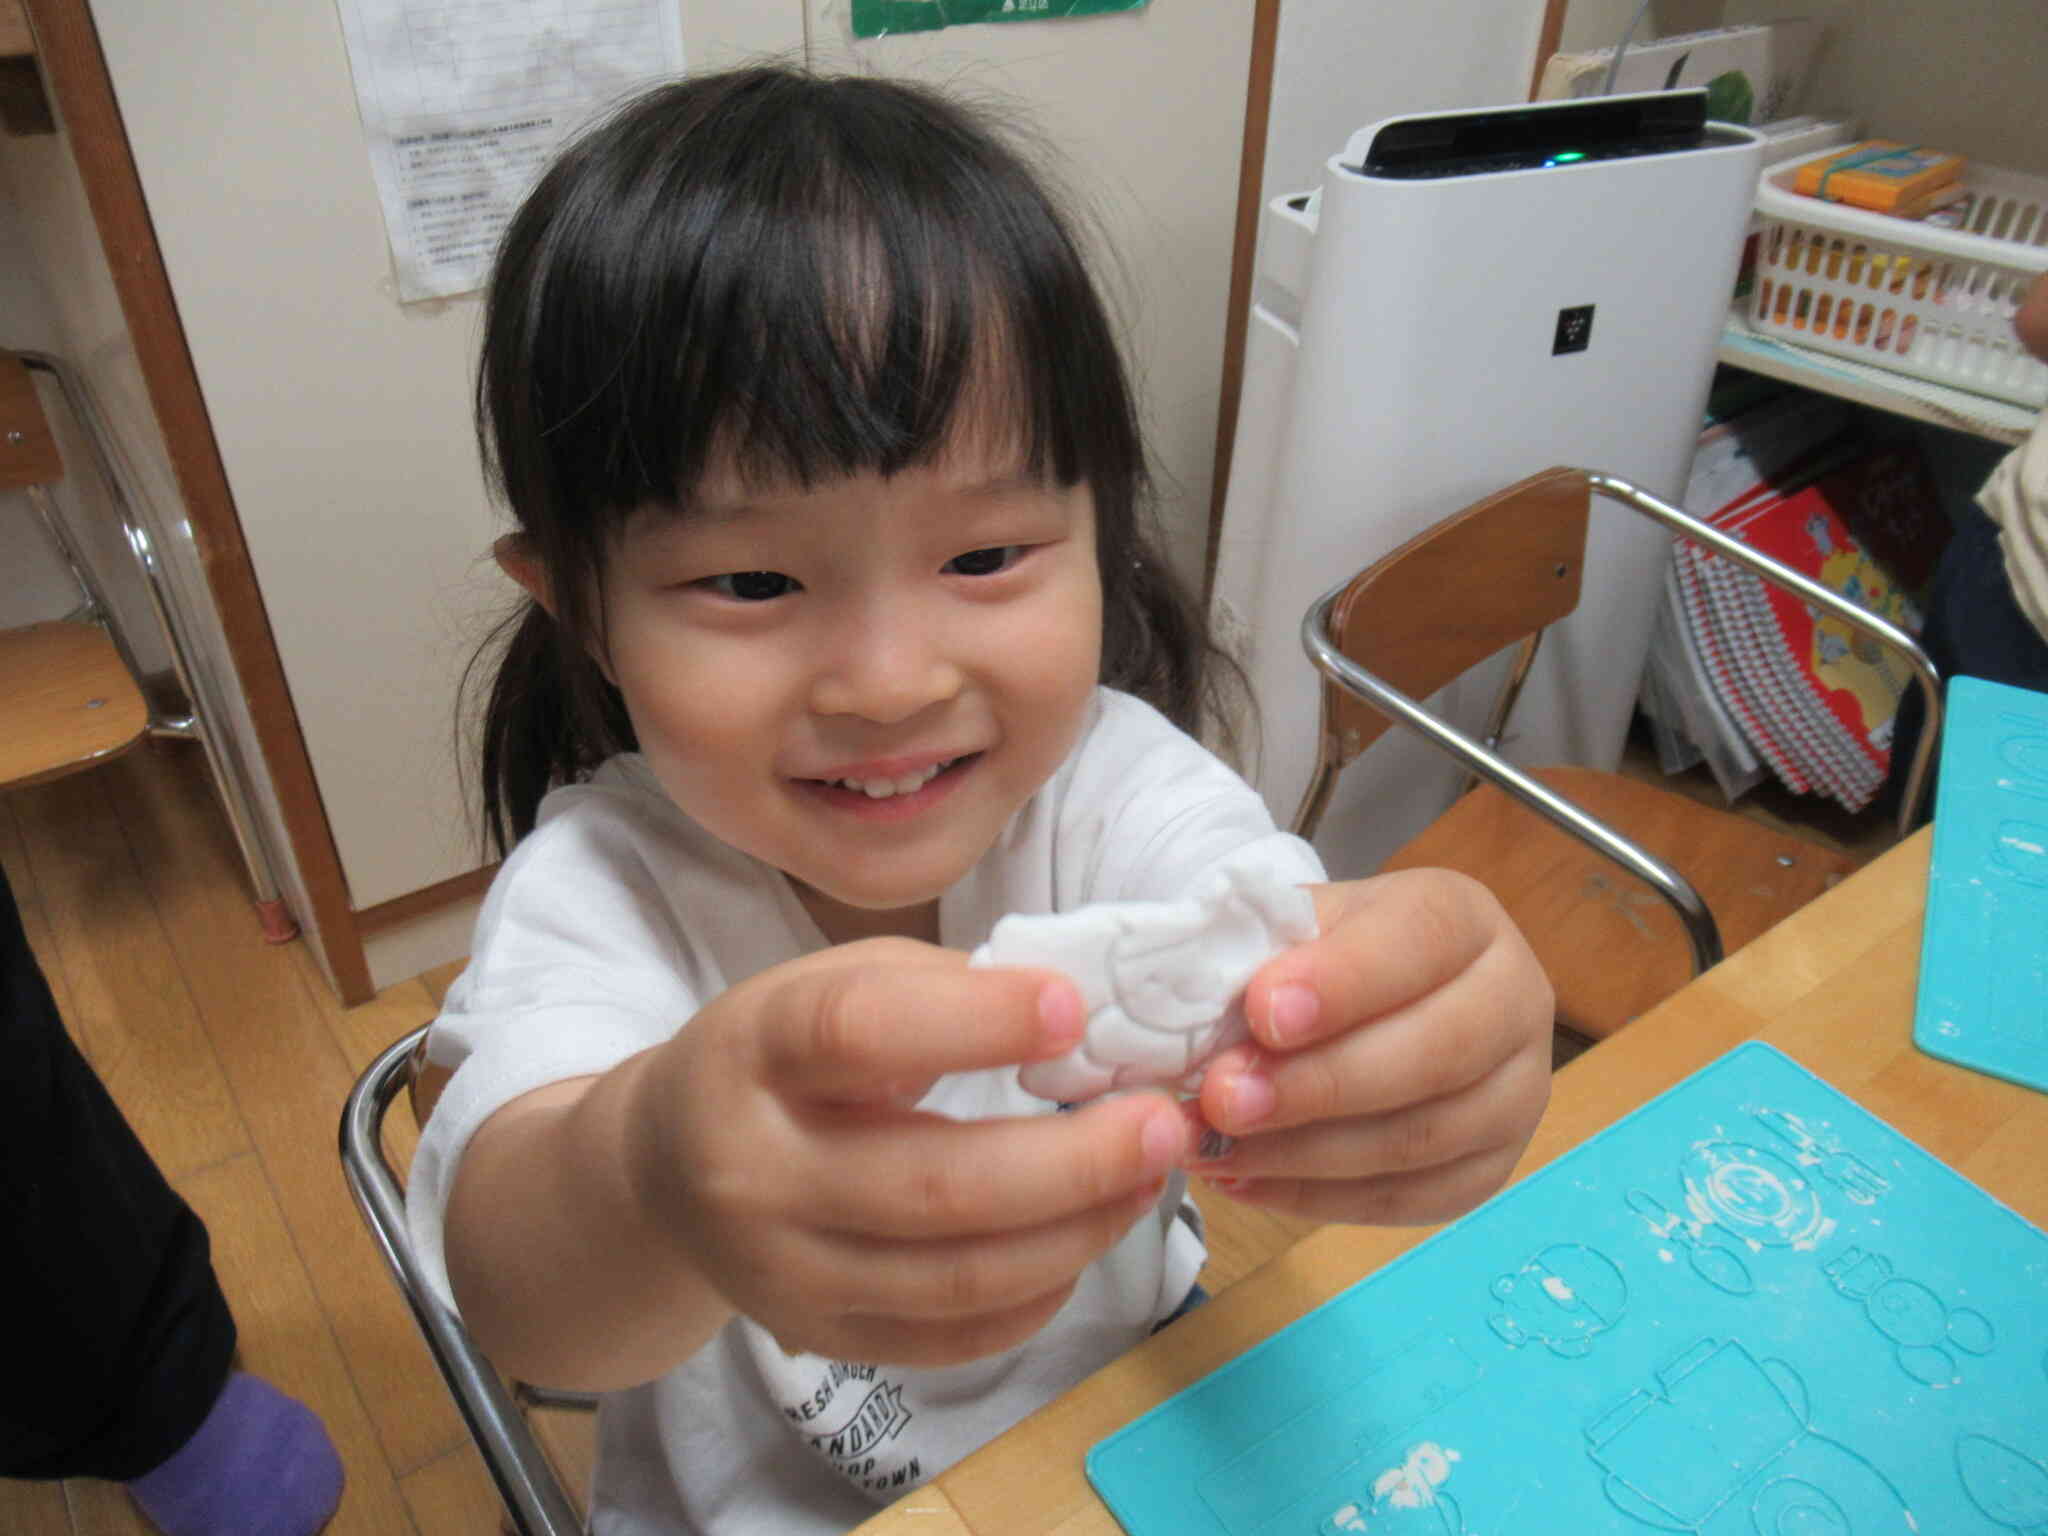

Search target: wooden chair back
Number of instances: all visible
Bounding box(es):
[1319,466,1589,773]
[0,352,64,491]
[1300,465,1874,1044]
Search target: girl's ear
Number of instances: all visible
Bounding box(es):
[493,532,620,685]
[493,533,554,615]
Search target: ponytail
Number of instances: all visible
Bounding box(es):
[470,601,638,858]
[1099,509,1248,766]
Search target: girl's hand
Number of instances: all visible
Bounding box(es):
[628,938,1190,1367]
[1186,870,1553,1224]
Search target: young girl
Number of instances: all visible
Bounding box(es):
[408,64,1552,1534]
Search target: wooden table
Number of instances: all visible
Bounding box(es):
[856,827,2048,1534]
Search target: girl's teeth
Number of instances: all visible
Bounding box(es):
[836,762,945,798]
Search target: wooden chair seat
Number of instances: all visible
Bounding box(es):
[0,617,149,790]
[1380,766,1856,1038]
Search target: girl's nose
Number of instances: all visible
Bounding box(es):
[809,607,964,724]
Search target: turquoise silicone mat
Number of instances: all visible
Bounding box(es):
[1912,675,2048,1091]
[1088,1043,2048,1534]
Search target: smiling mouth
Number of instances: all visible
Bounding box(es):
[818,755,972,800]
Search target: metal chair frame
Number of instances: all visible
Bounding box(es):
[340,1026,587,1535]
[1295,467,1940,980]
[7,349,294,937]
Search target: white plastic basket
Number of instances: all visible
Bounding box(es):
[1748,146,2048,408]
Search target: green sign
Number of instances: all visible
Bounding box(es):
[851,0,1149,39]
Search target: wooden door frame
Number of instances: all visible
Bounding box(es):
[23,0,374,1000]
[1204,0,1570,597]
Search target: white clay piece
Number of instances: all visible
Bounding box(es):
[971,864,1318,1104]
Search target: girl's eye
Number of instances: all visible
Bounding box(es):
[702,571,799,601]
[945,546,1024,577]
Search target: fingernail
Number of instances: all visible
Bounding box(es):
[1266,983,1320,1047]
[1037,981,1084,1050]
[1182,1099,1234,1163]
[1225,1072,1276,1130]
[1141,1105,1187,1175]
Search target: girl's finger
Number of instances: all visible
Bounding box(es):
[749,946,1087,1101]
[1241,869,1538,1055]
[1193,1043,1550,1185]
[804,1090,1188,1241]
[1201,921,1546,1137]
[798,1178,1165,1322]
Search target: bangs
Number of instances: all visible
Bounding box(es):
[482,70,1140,538]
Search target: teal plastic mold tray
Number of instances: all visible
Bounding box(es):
[1913,674,2048,1092]
[1088,1042,2048,1534]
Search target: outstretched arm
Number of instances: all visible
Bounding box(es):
[441,939,1190,1391]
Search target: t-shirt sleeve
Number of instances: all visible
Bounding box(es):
[1057,692,1328,909]
[404,801,708,1315]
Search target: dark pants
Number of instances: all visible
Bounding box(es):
[1888,501,2048,824]
[0,861,236,1481]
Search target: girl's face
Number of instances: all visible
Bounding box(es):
[592,442,1104,943]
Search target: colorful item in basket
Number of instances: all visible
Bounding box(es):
[1793,140,1967,220]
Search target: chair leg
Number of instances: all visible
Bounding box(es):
[1551,1026,1594,1071]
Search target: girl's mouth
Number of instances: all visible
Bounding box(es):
[829,759,952,798]
[806,754,977,805]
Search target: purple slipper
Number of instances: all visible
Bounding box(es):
[127,1372,345,1536]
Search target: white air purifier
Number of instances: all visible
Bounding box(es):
[1211,90,1762,877]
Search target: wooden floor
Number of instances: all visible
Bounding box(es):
[0,740,502,1533]
[0,739,1320,1534]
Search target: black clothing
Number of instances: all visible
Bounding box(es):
[1,861,235,1481]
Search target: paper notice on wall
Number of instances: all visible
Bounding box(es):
[851,0,1148,39]
[333,0,685,302]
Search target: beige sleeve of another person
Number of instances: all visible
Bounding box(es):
[1976,270,2048,646]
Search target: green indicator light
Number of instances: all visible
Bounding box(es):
[1553,150,1586,163]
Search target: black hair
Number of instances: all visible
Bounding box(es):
[469,64,1235,855]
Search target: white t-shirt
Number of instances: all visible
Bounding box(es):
[1979,409,2048,646]
[407,688,1325,1535]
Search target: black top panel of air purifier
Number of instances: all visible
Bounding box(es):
[1355,91,1733,179]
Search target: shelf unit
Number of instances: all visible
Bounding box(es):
[1719,311,2036,448]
